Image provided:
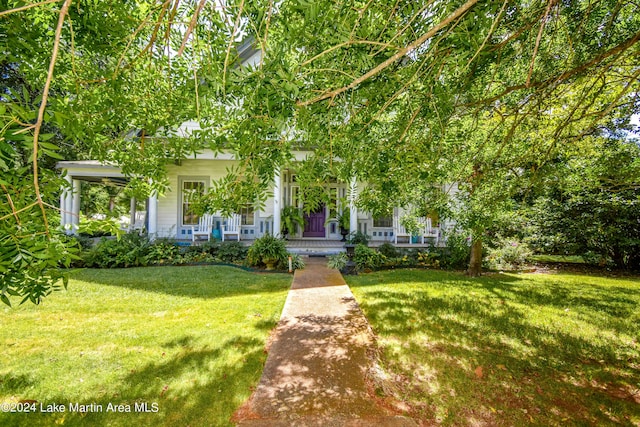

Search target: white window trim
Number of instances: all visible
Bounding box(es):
[177,176,209,231]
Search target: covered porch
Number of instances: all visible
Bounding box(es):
[56,160,156,235]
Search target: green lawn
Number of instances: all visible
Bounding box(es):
[348,269,640,426]
[529,254,586,264]
[0,266,291,427]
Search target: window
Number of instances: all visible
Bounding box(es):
[328,187,338,219]
[180,179,207,226]
[240,205,255,226]
[290,186,300,208]
[373,215,393,228]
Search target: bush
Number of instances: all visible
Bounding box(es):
[145,239,180,265]
[485,239,532,270]
[83,233,152,268]
[246,234,289,268]
[327,252,349,270]
[279,253,305,271]
[439,231,471,270]
[347,231,370,246]
[217,241,248,263]
[377,242,400,258]
[354,244,386,271]
[200,240,220,257]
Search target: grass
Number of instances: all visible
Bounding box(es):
[348,269,640,426]
[0,266,291,427]
[530,254,586,264]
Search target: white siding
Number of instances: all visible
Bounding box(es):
[157,159,238,238]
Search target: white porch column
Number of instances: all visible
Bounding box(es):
[63,174,73,233]
[273,169,281,237]
[59,186,66,231]
[71,179,81,233]
[129,197,137,231]
[349,177,358,234]
[148,192,157,239]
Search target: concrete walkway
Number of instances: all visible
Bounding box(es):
[234,257,416,427]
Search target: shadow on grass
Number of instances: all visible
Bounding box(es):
[0,335,266,427]
[349,270,640,426]
[69,265,292,299]
[0,373,38,394]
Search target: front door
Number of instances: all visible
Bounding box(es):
[303,204,326,237]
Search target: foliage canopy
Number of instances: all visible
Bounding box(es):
[1,0,638,302]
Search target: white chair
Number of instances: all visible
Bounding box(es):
[393,215,411,244]
[131,211,146,232]
[419,217,439,246]
[191,214,214,242]
[221,214,241,242]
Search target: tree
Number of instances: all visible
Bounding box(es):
[523,135,640,269]
[1,0,639,305]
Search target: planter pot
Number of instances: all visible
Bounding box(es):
[340,227,349,242]
[344,244,356,257]
[411,235,419,244]
[264,258,278,270]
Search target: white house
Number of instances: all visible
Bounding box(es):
[57,147,455,246]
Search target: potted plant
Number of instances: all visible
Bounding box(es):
[400,215,422,243]
[281,206,305,240]
[247,233,288,270]
[336,209,350,241]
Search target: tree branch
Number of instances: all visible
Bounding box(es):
[301,40,400,68]
[32,0,72,236]
[177,0,207,57]
[0,0,60,17]
[527,0,555,87]
[222,0,245,93]
[298,0,479,107]
[461,29,640,108]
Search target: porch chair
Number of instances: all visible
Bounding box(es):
[419,217,439,246]
[393,215,411,244]
[191,214,214,243]
[221,214,241,242]
[130,211,146,232]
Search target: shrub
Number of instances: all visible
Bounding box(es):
[145,239,180,265]
[217,241,248,263]
[200,240,220,257]
[377,242,400,258]
[83,233,152,268]
[439,231,471,270]
[347,231,370,246]
[278,253,306,271]
[354,244,386,271]
[485,239,532,270]
[327,252,349,270]
[246,234,289,268]
[416,250,440,268]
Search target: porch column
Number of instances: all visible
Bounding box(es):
[273,169,281,237]
[63,174,73,233]
[349,177,358,234]
[148,192,157,239]
[129,197,137,231]
[71,179,81,233]
[59,183,67,231]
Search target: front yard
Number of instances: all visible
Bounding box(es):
[0,266,291,427]
[348,270,640,426]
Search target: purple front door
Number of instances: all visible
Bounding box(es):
[303,205,326,237]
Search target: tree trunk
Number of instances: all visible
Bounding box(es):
[467,237,483,277]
